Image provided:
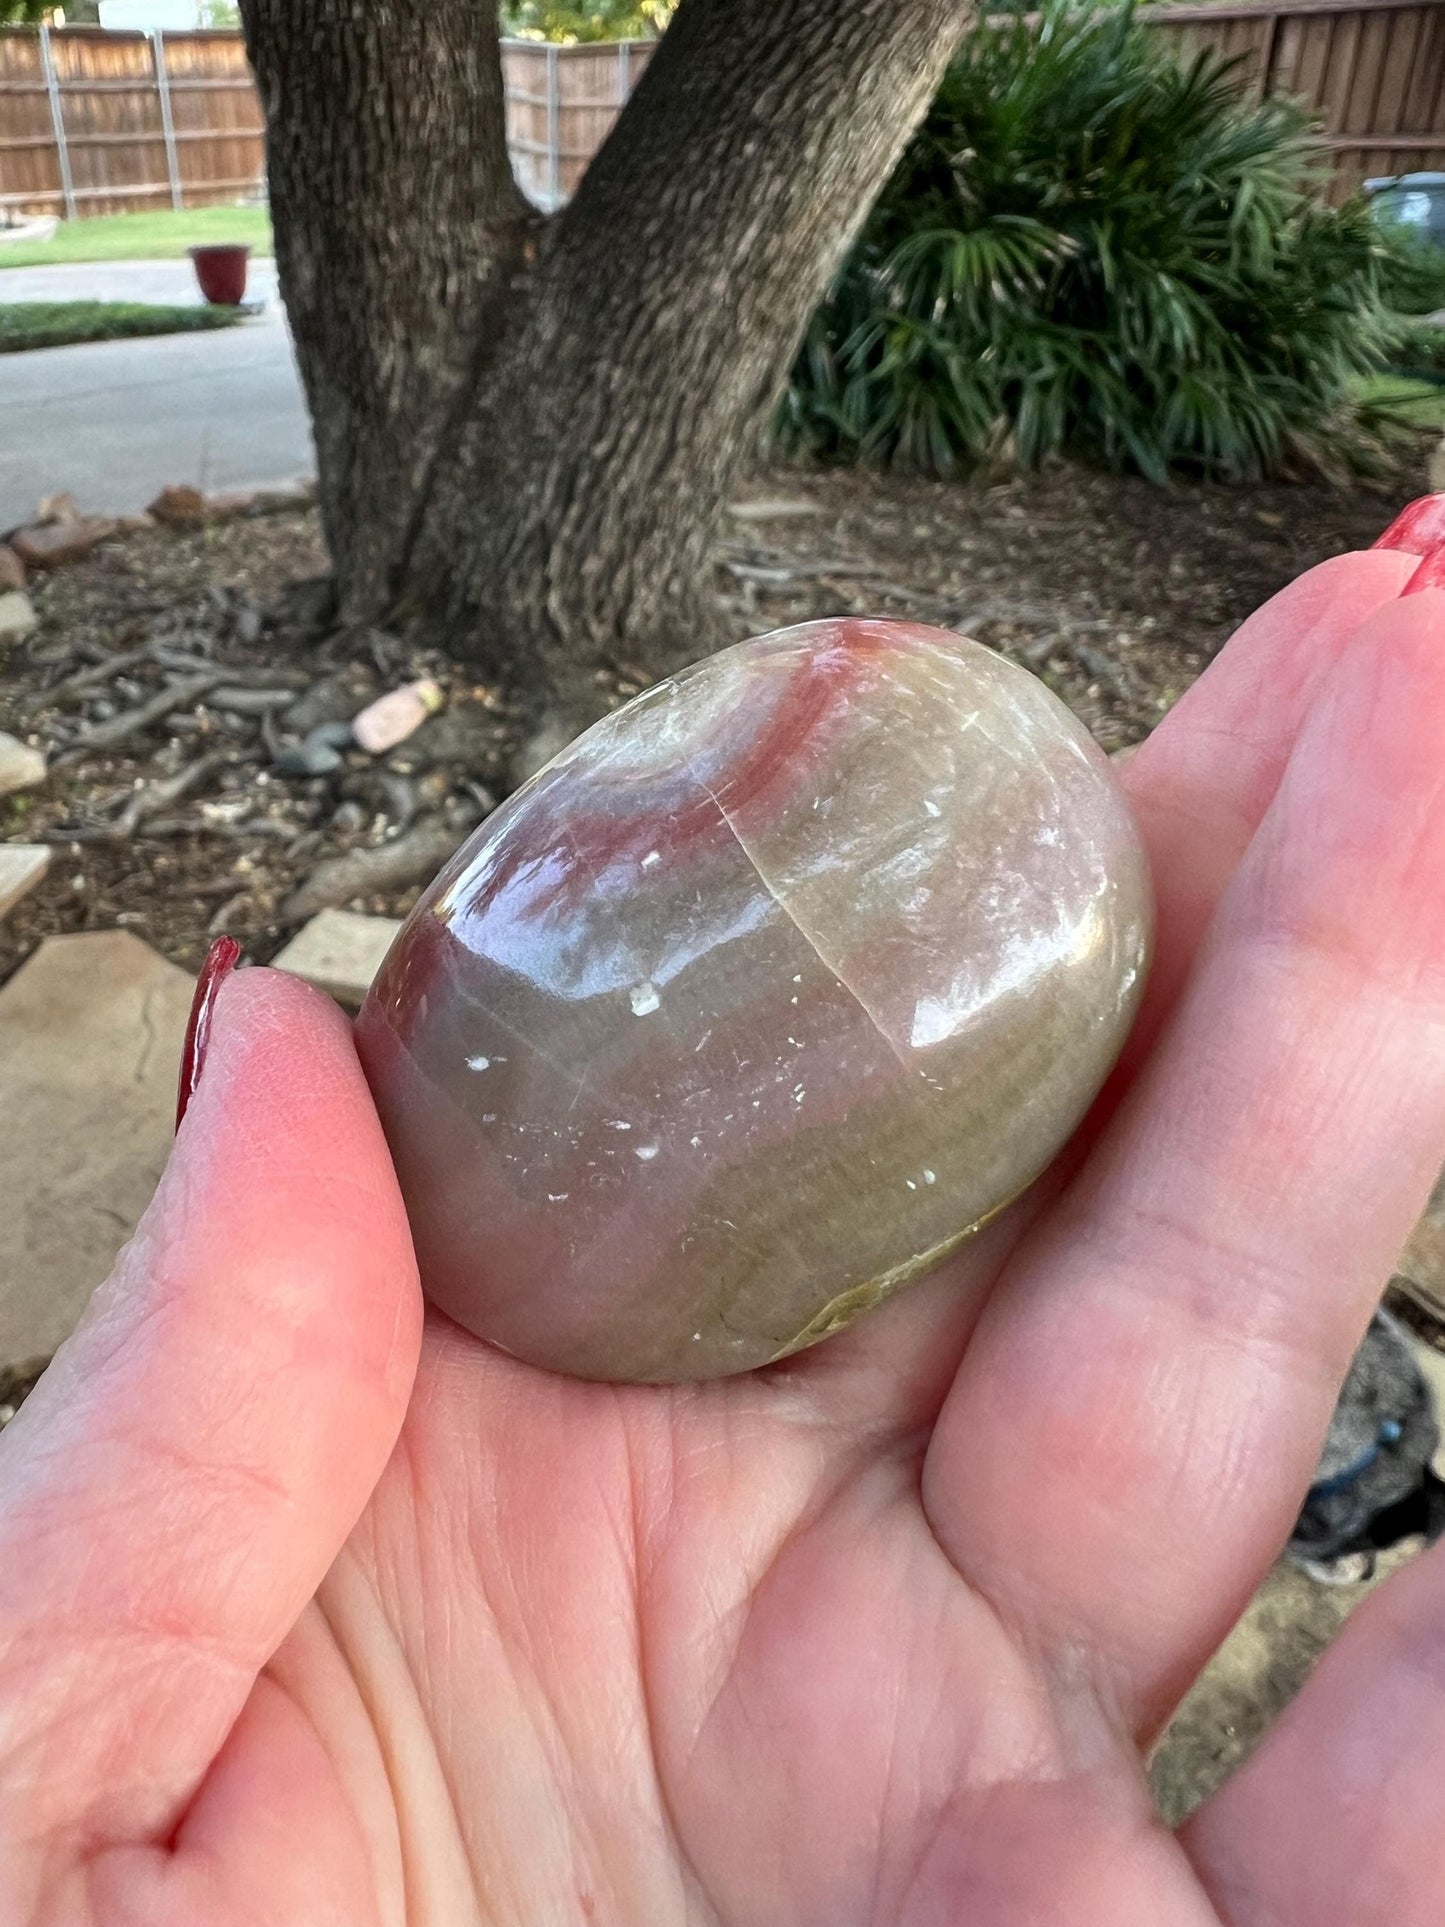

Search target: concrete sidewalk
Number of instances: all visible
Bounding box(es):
[0,258,312,527]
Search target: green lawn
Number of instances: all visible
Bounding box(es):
[0,206,272,272]
[1355,372,1445,432]
[0,300,243,353]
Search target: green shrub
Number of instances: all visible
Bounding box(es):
[1375,222,1445,316]
[780,3,1412,482]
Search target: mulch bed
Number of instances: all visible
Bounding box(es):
[0,454,1428,989]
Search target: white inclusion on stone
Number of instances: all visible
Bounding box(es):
[923,1168,937,1184]
[482,1113,497,1123]
[694,1029,712,1052]
[467,1054,491,1072]
[635,1144,659,1161]
[692,1332,702,1341]
[924,798,942,817]
[690,1135,702,1147]
[792,974,803,983]
[630,982,661,1015]
[548,1192,569,1202]
[605,1118,632,1130]
[906,1179,917,1190]
[641,850,661,867]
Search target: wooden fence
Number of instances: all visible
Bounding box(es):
[0,27,262,215]
[502,38,654,209]
[1139,0,1445,198]
[0,28,654,218]
[2,4,1443,221]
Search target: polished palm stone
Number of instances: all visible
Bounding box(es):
[355,619,1152,1382]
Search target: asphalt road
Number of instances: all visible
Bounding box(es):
[0,260,313,530]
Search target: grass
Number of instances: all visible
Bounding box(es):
[1354,372,1445,432]
[0,300,243,353]
[0,206,272,272]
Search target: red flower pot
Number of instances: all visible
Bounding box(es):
[188,243,250,307]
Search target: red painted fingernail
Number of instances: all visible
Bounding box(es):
[1403,547,1445,596]
[176,935,241,1131]
[1372,493,1445,554]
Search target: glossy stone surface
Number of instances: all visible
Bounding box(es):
[356,619,1151,1382]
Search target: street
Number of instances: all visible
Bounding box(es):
[0,259,312,528]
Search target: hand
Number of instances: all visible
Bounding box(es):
[3,543,1444,1927]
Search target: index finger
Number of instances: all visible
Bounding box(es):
[0,968,422,1860]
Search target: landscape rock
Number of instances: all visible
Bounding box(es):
[0,591,37,645]
[249,477,317,514]
[9,517,118,570]
[282,664,379,735]
[0,731,46,796]
[0,932,192,1363]
[146,484,208,526]
[1394,1167,1445,1319]
[282,811,475,922]
[0,844,49,919]
[352,678,444,755]
[34,490,81,525]
[0,545,25,592]
[272,719,354,777]
[272,908,402,1008]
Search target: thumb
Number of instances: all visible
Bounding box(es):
[0,964,421,1853]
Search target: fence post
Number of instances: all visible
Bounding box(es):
[547,44,562,211]
[152,31,183,210]
[546,42,560,208]
[618,38,630,106]
[38,25,76,221]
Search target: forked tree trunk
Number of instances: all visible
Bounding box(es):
[242,0,973,722]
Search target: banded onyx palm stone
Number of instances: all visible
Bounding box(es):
[355,619,1152,1383]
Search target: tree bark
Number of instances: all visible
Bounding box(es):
[239,0,538,623]
[242,0,974,721]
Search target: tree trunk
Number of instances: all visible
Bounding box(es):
[240,0,538,623]
[242,0,973,722]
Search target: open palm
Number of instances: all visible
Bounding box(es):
[5,544,1445,1927]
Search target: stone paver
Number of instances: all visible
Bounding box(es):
[0,931,191,1362]
[272,908,401,1008]
[0,733,45,796]
[0,592,37,644]
[0,845,50,919]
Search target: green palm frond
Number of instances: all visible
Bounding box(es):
[782,0,1418,481]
